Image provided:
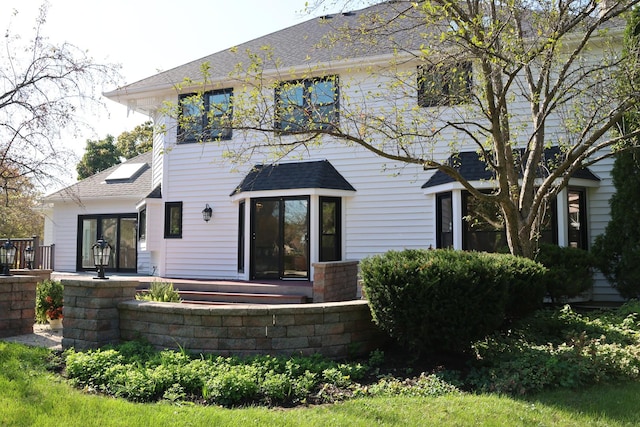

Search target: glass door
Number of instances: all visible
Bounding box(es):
[77,214,137,272]
[251,197,309,280]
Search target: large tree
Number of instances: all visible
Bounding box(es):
[0,165,43,238]
[116,121,154,160]
[0,4,120,192]
[591,5,640,299]
[168,0,640,258]
[75,121,153,180]
[76,135,121,180]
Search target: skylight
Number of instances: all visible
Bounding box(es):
[105,163,146,182]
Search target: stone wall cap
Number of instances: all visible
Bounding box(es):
[62,279,139,288]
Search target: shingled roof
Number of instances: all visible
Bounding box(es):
[45,151,153,201]
[422,147,600,188]
[104,1,425,98]
[232,160,356,195]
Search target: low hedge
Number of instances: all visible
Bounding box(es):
[360,249,546,354]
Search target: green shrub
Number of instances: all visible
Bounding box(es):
[536,243,595,303]
[469,303,640,395]
[136,280,182,302]
[361,249,546,354]
[35,279,64,323]
[203,365,260,406]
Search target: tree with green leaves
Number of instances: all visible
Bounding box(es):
[0,165,43,238]
[165,0,640,259]
[116,121,154,159]
[592,6,640,299]
[76,135,121,180]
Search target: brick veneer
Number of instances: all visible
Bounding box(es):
[118,299,386,358]
[0,275,38,338]
[312,260,359,303]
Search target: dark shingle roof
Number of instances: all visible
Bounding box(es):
[232,160,356,195]
[105,2,425,97]
[422,148,600,188]
[45,151,153,201]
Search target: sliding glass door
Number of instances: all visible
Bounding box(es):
[77,214,137,272]
[251,197,309,280]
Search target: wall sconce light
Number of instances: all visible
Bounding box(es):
[92,238,112,280]
[0,240,16,276]
[24,246,35,269]
[202,204,213,222]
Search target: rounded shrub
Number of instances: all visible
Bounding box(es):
[536,243,595,303]
[361,249,546,354]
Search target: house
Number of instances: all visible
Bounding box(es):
[43,2,625,301]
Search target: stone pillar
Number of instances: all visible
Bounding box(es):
[0,275,37,338]
[312,260,359,303]
[61,279,138,351]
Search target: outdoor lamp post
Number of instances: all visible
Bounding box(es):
[202,203,213,222]
[24,245,34,269]
[0,240,17,276]
[92,238,112,280]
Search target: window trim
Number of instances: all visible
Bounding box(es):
[319,196,342,262]
[418,62,472,108]
[275,76,339,133]
[178,88,233,143]
[164,202,183,239]
[138,208,147,241]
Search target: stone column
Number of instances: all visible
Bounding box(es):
[61,279,138,351]
[0,275,37,338]
[312,260,359,303]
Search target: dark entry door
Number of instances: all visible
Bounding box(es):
[251,197,309,280]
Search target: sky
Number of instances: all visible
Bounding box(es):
[1,0,350,183]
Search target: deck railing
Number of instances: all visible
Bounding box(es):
[0,236,54,270]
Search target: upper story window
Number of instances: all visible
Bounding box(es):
[275,76,339,133]
[178,88,233,143]
[418,62,472,107]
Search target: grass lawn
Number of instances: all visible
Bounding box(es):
[2,342,640,426]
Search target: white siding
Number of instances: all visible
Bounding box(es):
[49,199,139,272]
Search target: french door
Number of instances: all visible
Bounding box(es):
[251,197,309,280]
[77,214,137,272]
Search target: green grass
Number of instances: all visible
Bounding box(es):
[2,342,640,426]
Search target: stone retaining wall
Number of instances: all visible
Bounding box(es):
[0,275,37,338]
[118,299,386,358]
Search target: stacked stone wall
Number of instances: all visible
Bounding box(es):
[312,260,359,303]
[0,276,37,338]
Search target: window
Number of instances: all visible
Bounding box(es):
[138,208,147,241]
[567,188,587,249]
[461,191,507,252]
[164,202,183,239]
[418,62,472,107]
[178,88,232,142]
[275,76,339,132]
[436,193,453,248]
[319,197,342,262]
[436,190,558,251]
[238,201,245,273]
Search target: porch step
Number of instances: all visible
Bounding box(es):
[136,279,312,305]
[177,290,308,305]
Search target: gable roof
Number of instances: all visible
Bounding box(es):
[232,160,356,195]
[422,147,600,188]
[104,2,424,101]
[45,151,153,202]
